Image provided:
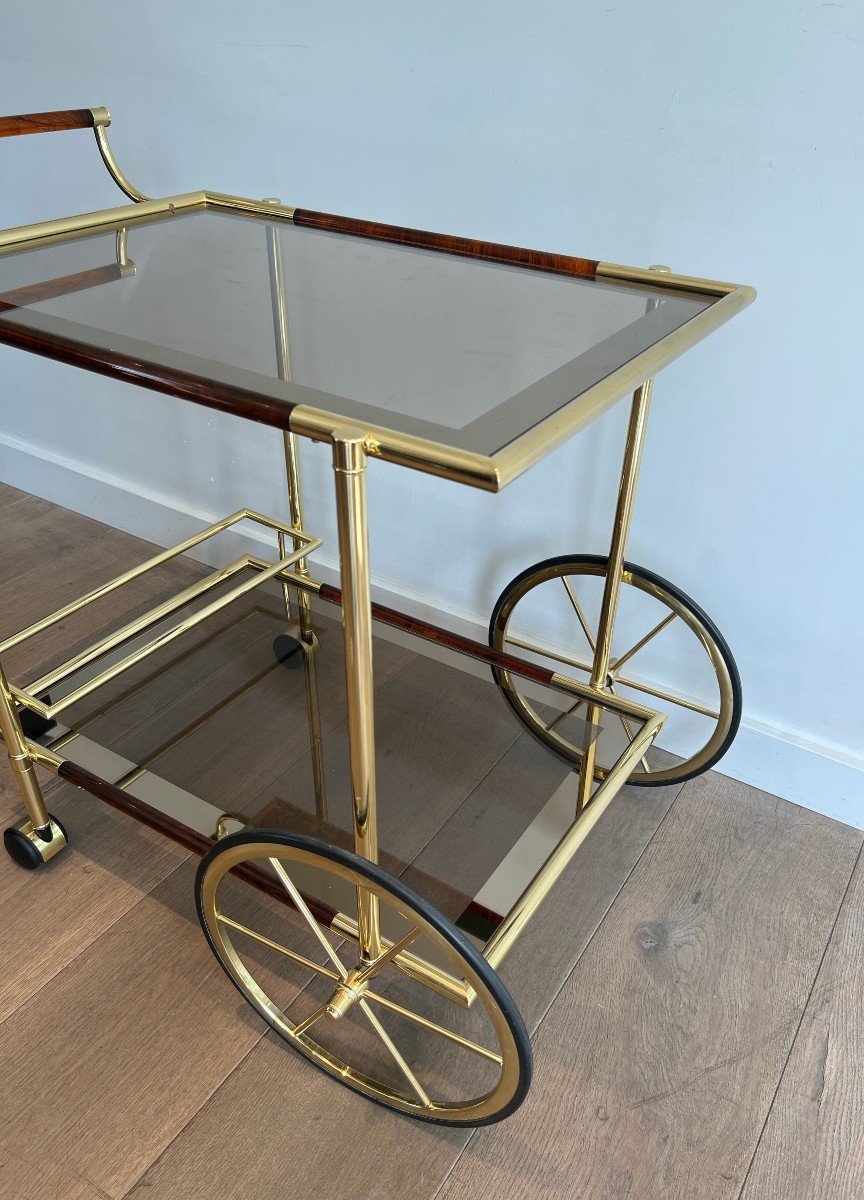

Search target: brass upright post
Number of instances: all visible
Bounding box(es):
[576,266,669,811]
[332,430,381,963]
[266,207,327,818]
[0,659,50,829]
[265,203,310,623]
[0,656,66,863]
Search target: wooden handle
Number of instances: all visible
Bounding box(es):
[0,109,96,139]
[293,208,599,280]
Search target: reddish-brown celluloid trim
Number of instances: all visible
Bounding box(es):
[0,265,125,313]
[56,759,337,923]
[319,584,557,688]
[293,209,599,280]
[0,318,296,431]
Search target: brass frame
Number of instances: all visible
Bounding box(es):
[0,105,756,494]
[0,190,753,489]
[0,106,752,1023]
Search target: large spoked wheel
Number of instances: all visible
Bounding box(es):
[196,830,531,1125]
[490,555,741,787]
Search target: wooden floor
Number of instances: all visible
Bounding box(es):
[0,482,862,1200]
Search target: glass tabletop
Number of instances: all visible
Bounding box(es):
[0,207,711,457]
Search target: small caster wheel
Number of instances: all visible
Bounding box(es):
[3,814,69,870]
[18,695,56,741]
[273,634,305,669]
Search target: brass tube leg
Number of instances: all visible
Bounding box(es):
[266,209,327,817]
[266,206,309,622]
[576,267,669,811]
[300,632,328,824]
[332,430,381,963]
[576,379,653,811]
[0,659,51,830]
[591,379,654,684]
[0,656,65,867]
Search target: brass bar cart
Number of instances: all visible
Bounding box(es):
[0,108,754,1124]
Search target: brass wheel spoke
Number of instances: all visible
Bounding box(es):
[291,1001,332,1038]
[201,838,530,1122]
[364,989,503,1065]
[612,611,677,674]
[354,928,422,987]
[504,634,592,676]
[562,576,597,652]
[215,913,340,983]
[359,999,432,1107]
[493,563,737,793]
[614,673,720,719]
[268,857,348,978]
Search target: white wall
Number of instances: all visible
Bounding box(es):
[1,2,862,824]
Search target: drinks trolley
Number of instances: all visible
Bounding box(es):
[0,108,754,1125]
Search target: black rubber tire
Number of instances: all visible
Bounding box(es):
[196,828,532,1126]
[3,813,69,870]
[489,554,742,787]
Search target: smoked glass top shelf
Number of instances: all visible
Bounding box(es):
[0,195,755,489]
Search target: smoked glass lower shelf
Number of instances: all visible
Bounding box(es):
[21,566,653,958]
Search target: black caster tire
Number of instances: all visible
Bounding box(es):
[3,813,69,870]
[273,635,305,669]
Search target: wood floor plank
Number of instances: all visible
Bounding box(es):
[0,858,281,1200]
[67,604,289,754]
[0,777,188,1023]
[739,843,864,1200]
[30,593,308,776]
[0,482,31,513]
[442,754,683,1033]
[0,491,109,587]
[0,756,21,816]
[121,774,680,1200]
[435,776,862,1200]
[0,1150,110,1200]
[0,753,57,826]
[127,1028,468,1200]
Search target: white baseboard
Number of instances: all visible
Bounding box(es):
[3,429,863,829]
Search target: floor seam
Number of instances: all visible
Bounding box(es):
[429,1129,477,1200]
[527,777,685,1037]
[120,920,348,1193]
[0,838,193,1033]
[119,1024,269,1198]
[425,780,686,1200]
[734,837,864,1200]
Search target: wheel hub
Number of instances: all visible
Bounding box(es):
[325,968,368,1020]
